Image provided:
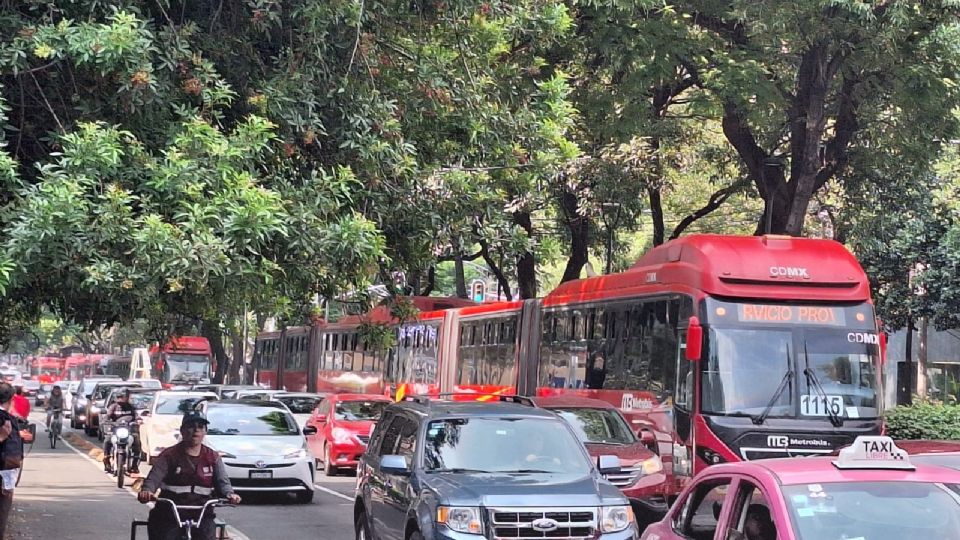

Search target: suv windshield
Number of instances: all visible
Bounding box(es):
[701,306,880,421]
[206,407,299,436]
[783,482,960,539]
[549,407,636,445]
[164,354,211,382]
[336,400,387,421]
[423,417,591,475]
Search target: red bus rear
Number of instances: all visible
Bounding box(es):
[32,356,64,383]
[149,336,214,386]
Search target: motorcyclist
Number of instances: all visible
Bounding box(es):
[43,385,64,431]
[137,412,241,540]
[102,388,136,474]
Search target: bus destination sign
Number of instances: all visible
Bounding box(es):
[737,304,846,326]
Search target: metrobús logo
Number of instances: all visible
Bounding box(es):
[766,435,831,448]
[847,332,879,345]
[768,266,810,279]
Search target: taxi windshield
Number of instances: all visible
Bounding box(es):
[783,482,960,540]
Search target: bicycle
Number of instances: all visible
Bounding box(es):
[131,498,234,540]
[48,408,63,449]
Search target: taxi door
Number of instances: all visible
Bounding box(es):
[648,472,737,540]
[716,474,790,540]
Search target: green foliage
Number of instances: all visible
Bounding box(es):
[885,401,960,440]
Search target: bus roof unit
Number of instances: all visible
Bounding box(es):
[546,234,871,304]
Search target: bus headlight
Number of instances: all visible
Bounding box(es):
[599,505,634,533]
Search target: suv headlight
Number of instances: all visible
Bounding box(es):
[599,505,634,533]
[437,506,483,535]
[284,445,308,459]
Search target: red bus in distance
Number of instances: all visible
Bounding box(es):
[149,336,214,386]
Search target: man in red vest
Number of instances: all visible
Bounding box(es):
[137,412,241,540]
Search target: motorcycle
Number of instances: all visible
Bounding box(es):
[110,418,142,488]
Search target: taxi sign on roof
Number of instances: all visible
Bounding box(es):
[833,436,915,470]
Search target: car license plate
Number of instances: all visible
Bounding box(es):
[800,394,844,417]
[249,470,273,479]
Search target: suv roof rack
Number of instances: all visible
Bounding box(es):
[401,393,534,407]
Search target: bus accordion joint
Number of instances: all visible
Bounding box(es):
[685,317,703,361]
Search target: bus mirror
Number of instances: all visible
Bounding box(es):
[685,317,702,361]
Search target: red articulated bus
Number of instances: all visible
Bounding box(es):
[252,297,478,395]
[149,336,214,386]
[62,354,94,381]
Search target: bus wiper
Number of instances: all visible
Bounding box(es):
[753,371,793,425]
[803,344,843,427]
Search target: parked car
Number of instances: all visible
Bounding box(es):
[533,396,669,526]
[273,392,324,429]
[98,387,159,441]
[35,383,55,406]
[196,400,317,503]
[84,381,143,436]
[63,380,80,418]
[140,391,218,462]
[307,393,390,476]
[355,395,638,540]
[71,376,121,429]
[641,436,960,540]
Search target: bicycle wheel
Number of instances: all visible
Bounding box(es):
[49,429,55,449]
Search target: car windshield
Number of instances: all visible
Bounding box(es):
[423,417,591,475]
[155,396,210,415]
[277,396,322,414]
[335,400,387,421]
[783,482,960,539]
[96,385,130,400]
[164,354,211,382]
[206,407,300,436]
[549,407,636,445]
[701,318,879,419]
[133,380,162,389]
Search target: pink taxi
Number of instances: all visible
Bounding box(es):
[641,436,960,540]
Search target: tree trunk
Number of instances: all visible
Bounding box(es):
[648,187,665,246]
[479,239,513,301]
[454,253,467,299]
[559,191,590,283]
[422,266,436,296]
[201,318,229,384]
[229,324,244,385]
[903,317,914,406]
[514,211,537,299]
[917,316,928,399]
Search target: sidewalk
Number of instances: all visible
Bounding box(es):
[7,429,146,539]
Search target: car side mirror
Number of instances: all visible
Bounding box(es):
[639,430,656,448]
[303,425,318,436]
[597,455,621,474]
[380,455,410,475]
[316,414,327,423]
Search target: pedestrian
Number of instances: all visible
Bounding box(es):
[0,382,24,539]
[10,384,29,420]
[137,412,241,540]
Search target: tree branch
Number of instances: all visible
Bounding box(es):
[28,71,64,133]
[478,238,513,301]
[670,177,752,239]
[721,102,769,195]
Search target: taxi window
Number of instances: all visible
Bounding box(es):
[725,481,776,540]
[783,482,960,540]
[673,480,731,540]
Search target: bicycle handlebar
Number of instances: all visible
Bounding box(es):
[153,498,234,528]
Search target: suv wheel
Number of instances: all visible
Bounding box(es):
[355,510,371,540]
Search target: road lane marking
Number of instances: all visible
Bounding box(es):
[60,435,252,540]
[314,483,354,502]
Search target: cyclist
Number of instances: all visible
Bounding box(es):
[43,385,64,432]
[137,412,241,540]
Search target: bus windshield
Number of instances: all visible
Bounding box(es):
[701,309,880,420]
[165,354,211,382]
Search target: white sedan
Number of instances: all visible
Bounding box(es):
[196,400,317,504]
[140,391,218,462]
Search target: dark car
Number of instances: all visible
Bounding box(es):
[354,395,639,540]
[84,381,142,436]
[98,387,158,441]
[532,396,669,526]
[71,376,121,429]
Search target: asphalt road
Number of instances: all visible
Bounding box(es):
[11,411,356,540]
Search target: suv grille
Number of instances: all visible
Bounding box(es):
[489,508,596,539]
[602,464,641,487]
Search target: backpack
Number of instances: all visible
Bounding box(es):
[0,410,23,470]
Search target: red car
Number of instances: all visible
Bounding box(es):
[532,396,669,527]
[306,393,391,476]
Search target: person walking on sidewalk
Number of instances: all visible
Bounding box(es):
[137,412,241,540]
[0,383,24,539]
